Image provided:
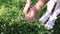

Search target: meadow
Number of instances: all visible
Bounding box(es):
[0,0,60,34]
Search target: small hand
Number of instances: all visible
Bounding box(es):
[25,8,39,22]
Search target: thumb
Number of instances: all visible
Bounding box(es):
[23,7,30,15]
[23,0,31,15]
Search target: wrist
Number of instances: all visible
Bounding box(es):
[33,0,49,12]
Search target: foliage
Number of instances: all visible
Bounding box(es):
[0,0,60,34]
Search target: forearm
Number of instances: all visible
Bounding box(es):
[32,0,49,12]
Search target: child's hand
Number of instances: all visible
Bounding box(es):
[23,0,48,22]
[25,8,39,22]
[23,0,39,22]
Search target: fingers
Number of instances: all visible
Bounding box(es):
[25,15,35,22]
[23,0,31,15]
[25,11,37,22]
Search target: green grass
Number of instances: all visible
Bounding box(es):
[0,0,60,34]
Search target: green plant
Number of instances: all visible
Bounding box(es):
[0,0,60,34]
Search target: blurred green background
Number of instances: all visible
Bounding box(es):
[0,0,60,34]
